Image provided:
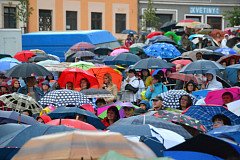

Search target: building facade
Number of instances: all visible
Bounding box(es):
[139,0,240,30]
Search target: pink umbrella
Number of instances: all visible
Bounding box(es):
[110,49,129,56]
[172,59,192,66]
[205,87,240,105]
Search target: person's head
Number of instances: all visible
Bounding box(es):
[169,35,174,40]
[141,69,150,77]
[95,98,106,108]
[179,95,193,110]
[66,82,74,90]
[221,61,227,67]
[107,106,120,122]
[41,80,50,91]
[222,92,234,104]
[37,115,52,124]
[103,73,112,85]
[0,74,6,83]
[216,33,221,38]
[176,64,184,72]
[185,80,197,93]
[128,69,136,78]
[12,79,20,89]
[46,75,54,81]
[139,100,150,111]
[80,78,90,90]
[184,34,189,39]
[157,70,165,78]
[0,82,9,93]
[26,76,37,87]
[224,34,229,40]
[207,40,212,46]
[22,109,33,117]
[152,95,163,111]
[123,106,135,118]
[152,74,162,84]
[212,114,231,129]
[205,70,216,81]
[229,58,236,65]
[196,52,203,60]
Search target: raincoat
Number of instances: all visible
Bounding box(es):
[121,76,140,103]
[205,70,223,89]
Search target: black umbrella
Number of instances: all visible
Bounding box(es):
[132,58,174,69]
[5,63,52,78]
[0,54,12,59]
[103,56,116,65]
[226,37,240,48]
[160,21,177,32]
[149,35,176,45]
[94,47,112,55]
[28,55,57,62]
[66,51,95,62]
[112,52,141,66]
[205,46,220,51]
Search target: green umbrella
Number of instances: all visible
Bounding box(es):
[164,31,181,44]
[69,61,94,70]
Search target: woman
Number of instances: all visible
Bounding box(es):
[141,69,152,87]
[11,79,20,93]
[101,106,120,127]
[80,78,90,91]
[102,73,118,103]
[185,80,198,94]
[66,82,74,90]
[178,95,193,111]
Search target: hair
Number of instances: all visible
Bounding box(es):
[107,106,120,122]
[222,92,233,99]
[104,73,113,84]
[185,80,198,93]
[22,109,33,117]
[179,95,193,110]
[95,98,106,106]
[141,69,150,77]
[212,114,231,125]
[80,78,90,89]
[153,74,162,83]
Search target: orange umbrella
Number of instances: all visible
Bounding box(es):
[88,66,122,90]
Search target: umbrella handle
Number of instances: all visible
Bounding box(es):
[18,113,21,124]
[76,115,79,120]
[59,118,62,125]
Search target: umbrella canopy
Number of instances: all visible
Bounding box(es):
[191,23,211,29]
[29,49,47,55]
[167,134,240,159]
[5,63,52,78]
[172,59,192,66]
[0,54,12,59]
[144,43,181,59]
[217,55,240,65]
[184,105,240,131]
[179,60,224,74]
[147,31,164,39]
[215,48,237,55]
[167,73,198,84]
[36,60,60,66]
[28,55,58,63]
[205,46,220,51]
[169,56,193,62]
[46,119,97,130]
[164,31,181,44]
[80,88,113,98]
[160,20,177,32]
[71,50,95,59]
[182,49,224,61]
[69,42,96,52]
[69,61,95,70]
[198,28,213,34]
[112,115,192,139]
[12,131,156,160]
[0,60,21,72]
[121,29,137,35]
[149,35,176,45]
[159,90,198,109]
[204,87,240,105]
[39,89,92,107]
[192,89,211,100]
[13,50,36,62]
[88,66,122,90]
[111,53,141,66]
[129,43,146,54]
[58,68,99,89]
[0,110,37,125]
[0,57,20,63]
[176,19,196,27]
[94,47,113,55]
[103,56,116,65]
[110,48,129,56]
[226,64,240,84]
[0,123,29,138]
[0,93,42,114]
[226,37,240,48]
[132,58,174,69]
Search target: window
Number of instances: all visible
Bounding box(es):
[115,13,126,33]
[4,7,16,28]
[207,17,222,30]
[66,11,77,30]
[185,16,202,22]
[91,12,102,29]
[156,14,173,30]
[39,10,52,31]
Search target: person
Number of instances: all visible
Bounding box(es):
[145,74,168,107]
[123,106,135,118]
[10,79,20,93]
[234,70,240,87]
[0,82,10,95]
[102,73,118,103]
[196,52,203,60]
[125,35,134,48]
[101,106,120,127]
[156,70,167,84]
[65,82,74,90]
[18,76,44,101]
[185,80,198,94]
[229,58,236,65]
[37,115,52,124]
[202,69,223,89]
[80,78,90,91]
[212,114,231,129]
[174,64,184,90]
[41,80,50,95]
[22,109,33,117]
[178,95,193,110]
[150,95,164,111]
[139,100,150,112]
[221,61,227,67]
[141,69,152,88]
[181,34,192,51]
[222,92,234,105]
[176,64,184,72]
[221,34,229,48]
[95,98,106,108]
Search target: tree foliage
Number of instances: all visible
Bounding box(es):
[224,7,240,27]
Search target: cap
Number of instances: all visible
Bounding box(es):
[42,80,50,87]
[151,95,163,101]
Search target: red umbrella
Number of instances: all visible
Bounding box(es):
[167,72,198,84]
[70,42,96,51]
[46,119,97,130]
[147,31,164,39]
[172,59,192,66]
[58,68,99,89]
[13,50,36,62]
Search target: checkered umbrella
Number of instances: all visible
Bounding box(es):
[0,93,43,114]
[39,89,92,107]
[160,90,197,109]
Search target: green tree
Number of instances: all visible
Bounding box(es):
[16,0,34,33]
[142,0,160,31]
[224,7,240,27]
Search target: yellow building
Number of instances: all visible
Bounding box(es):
[28,0,138,37]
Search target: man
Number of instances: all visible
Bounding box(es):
[196,52,203,60]
[174,64,184,89]
[222,92,234,105]
[202,69,223,89]
[150,95,164,111]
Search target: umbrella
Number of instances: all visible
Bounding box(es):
[110,48,129,56]
[205,46,220,51]
[0,61,21,72]
[112,115,192,139]
[169,56,193,62]
[41,62,71,72]
[48,107,105,130]
[0,57,20,63]
[58,68,99,89]
[159,90,198,109]
[172,59,192,66]
[36,60,60,66]
[208,125,240,144]
[204,87,240,105]
[0,54,12,59]
[150,36,176,45]
[121,29,137,35]
[0,110,37,125]
[132,58,174,69]
[144,43,181,59]
[164,31,181,44]
[147,31,164,39]
[94,47,113,55]
[111,53,141,66]
[88,66,122,90]
[28,55,58,63]
[129,43,146,54]
[167,73,198,84]
[46,119,97,130]
[182,49,224,61]
[5,63,52,78]
[192,90,211,100]
[198,28,213,34]
[0,93,42,114]
[179,60,224,74]
[167,134,240,159]
[217,55,240,65]
[29,49,47,55]
[214,48,237,55]
[69,42,96,51]
[226,64,240,84]
[0,147,20,160]
[160,20,177,32]
[69,61,95,70]
[0,123,29,138]
[39,89,92,107]
[184,105,240,131]
[13,50,36,62]
[80,88,113,98]
[226,37,240,48]
[192,23,211,29]
[12,131,156,160]
[108,124,185,149]
[71,50,95,59]
[154,110,207,133]
[103,56,116,65]
[176,19,196,27]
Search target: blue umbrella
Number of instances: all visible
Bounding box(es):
[0,110,37,125]
[0,61,21,71]
[188,34,205,40]
[103,56,116,65]
[111,53,141,66]
[121,29,137,35]
[132,58,174,69]
[48,107,105,130]
[0,58,20,63]
[192,90,211,100]
[184,105,240,131]
[0,148,20,160]
[144,43,181,59]
[226,64,240,85]
[140,136,165,157]
[0,123,29,138]
[208,125,240,144]
[215,48,237,55]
